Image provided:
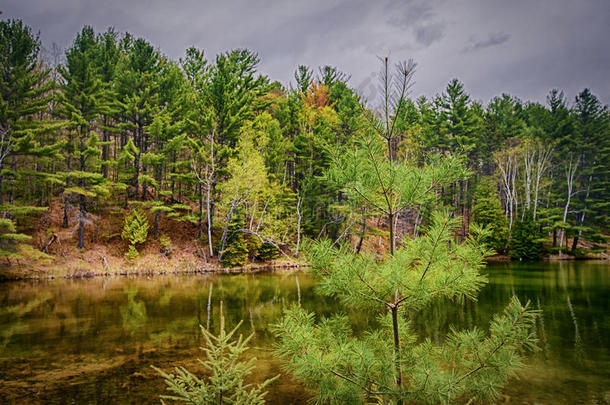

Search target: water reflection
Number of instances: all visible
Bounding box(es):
[0,261,608,404]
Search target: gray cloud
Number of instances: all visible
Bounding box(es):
[414,22,446,46]
[386,0,446,47]
[1,0,608,105]
[386,0,436,28]
[463,32,510,52]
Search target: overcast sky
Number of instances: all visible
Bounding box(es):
[2,0,609,106]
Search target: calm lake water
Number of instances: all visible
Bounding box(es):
[0,261,608,404]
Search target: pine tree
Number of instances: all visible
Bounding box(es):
[121,206,149,259]
[58,26,111,248]
[0,19,62,262]
[181,47,215,242]
[274,214,539,404]
[509,210,543,261]
[93,28,121,180]
[219,207,248,268]
[472,178,509,253]
[0,216,35,264]
[153,302,278,404]
[115,34,161,200]
[568,89,609,252]
[274,58,539,405]
[0,19,55,202]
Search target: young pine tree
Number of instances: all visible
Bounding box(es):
[219,208,248,268]
[153,302,278,405]
[273,58,539,405]
[472,178,509,253]
[121,207,149,260]
[509,210,543,261]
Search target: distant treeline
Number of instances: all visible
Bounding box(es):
[0,19,608,265]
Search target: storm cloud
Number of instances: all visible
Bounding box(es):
[2,0,609,105]
[464,32,510,53]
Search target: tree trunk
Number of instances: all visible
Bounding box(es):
[102,117,109,178]
[461,179,468,240]
[78,194,85,249]
[559,157,577,256]
[217,200,238,263]
[0,166,4,205]
[206,181,214,257]
[572,174,592,255]
[9,155,15,204]
[154,164,163,238]
[154,211,159,238]
[63,194,69,228]
[571,232,579,253]
[391,302,403,404]
[356,212,366,254]
[133,126,141,200]
[44,208,50,254]
[295,195,302,256]
[388,212,395,256]
[197,182,203,238]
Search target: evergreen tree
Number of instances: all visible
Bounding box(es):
[181,47,214,242]
[58,26,110,248]
[569,89,609,252]
[219,207,248,267]
[115,34,161,200]
[121,206,149,259]
[154,303,278,404]
[293,64,312,93]
[509,210,543,260]
[0,19,63,262]
[274,58,539,405]
[0,19,55,201]
[472,178,509,253]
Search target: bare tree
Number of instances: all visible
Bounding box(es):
[533,142,554,220]
[192,132,216,258]
[495,147,520,229]
[558,156,579,256]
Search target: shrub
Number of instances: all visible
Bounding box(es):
[121,207,149,260]
[159,234,172,257]
[220,211,248,267]
[256,242,279,261]
[125,245,139,261]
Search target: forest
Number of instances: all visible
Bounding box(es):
[1,19,609,274]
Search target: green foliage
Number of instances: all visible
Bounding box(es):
[509,211,543,260]
[275,297,537,405]
[159,234,172,257]
[273,214,538,404]
[0,18,608,266]
[220,211,248,268]
[121,207,149,258]
[0,217,32,262]
[472,178,509,253]
[153,306,278,404]
[125,244,139,261]
[256,242,279,261]
[274,58,539,402]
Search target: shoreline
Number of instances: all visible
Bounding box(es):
[1,251,606,282]
[0,258,308,282]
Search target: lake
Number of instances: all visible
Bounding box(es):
[1,261,608,404]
